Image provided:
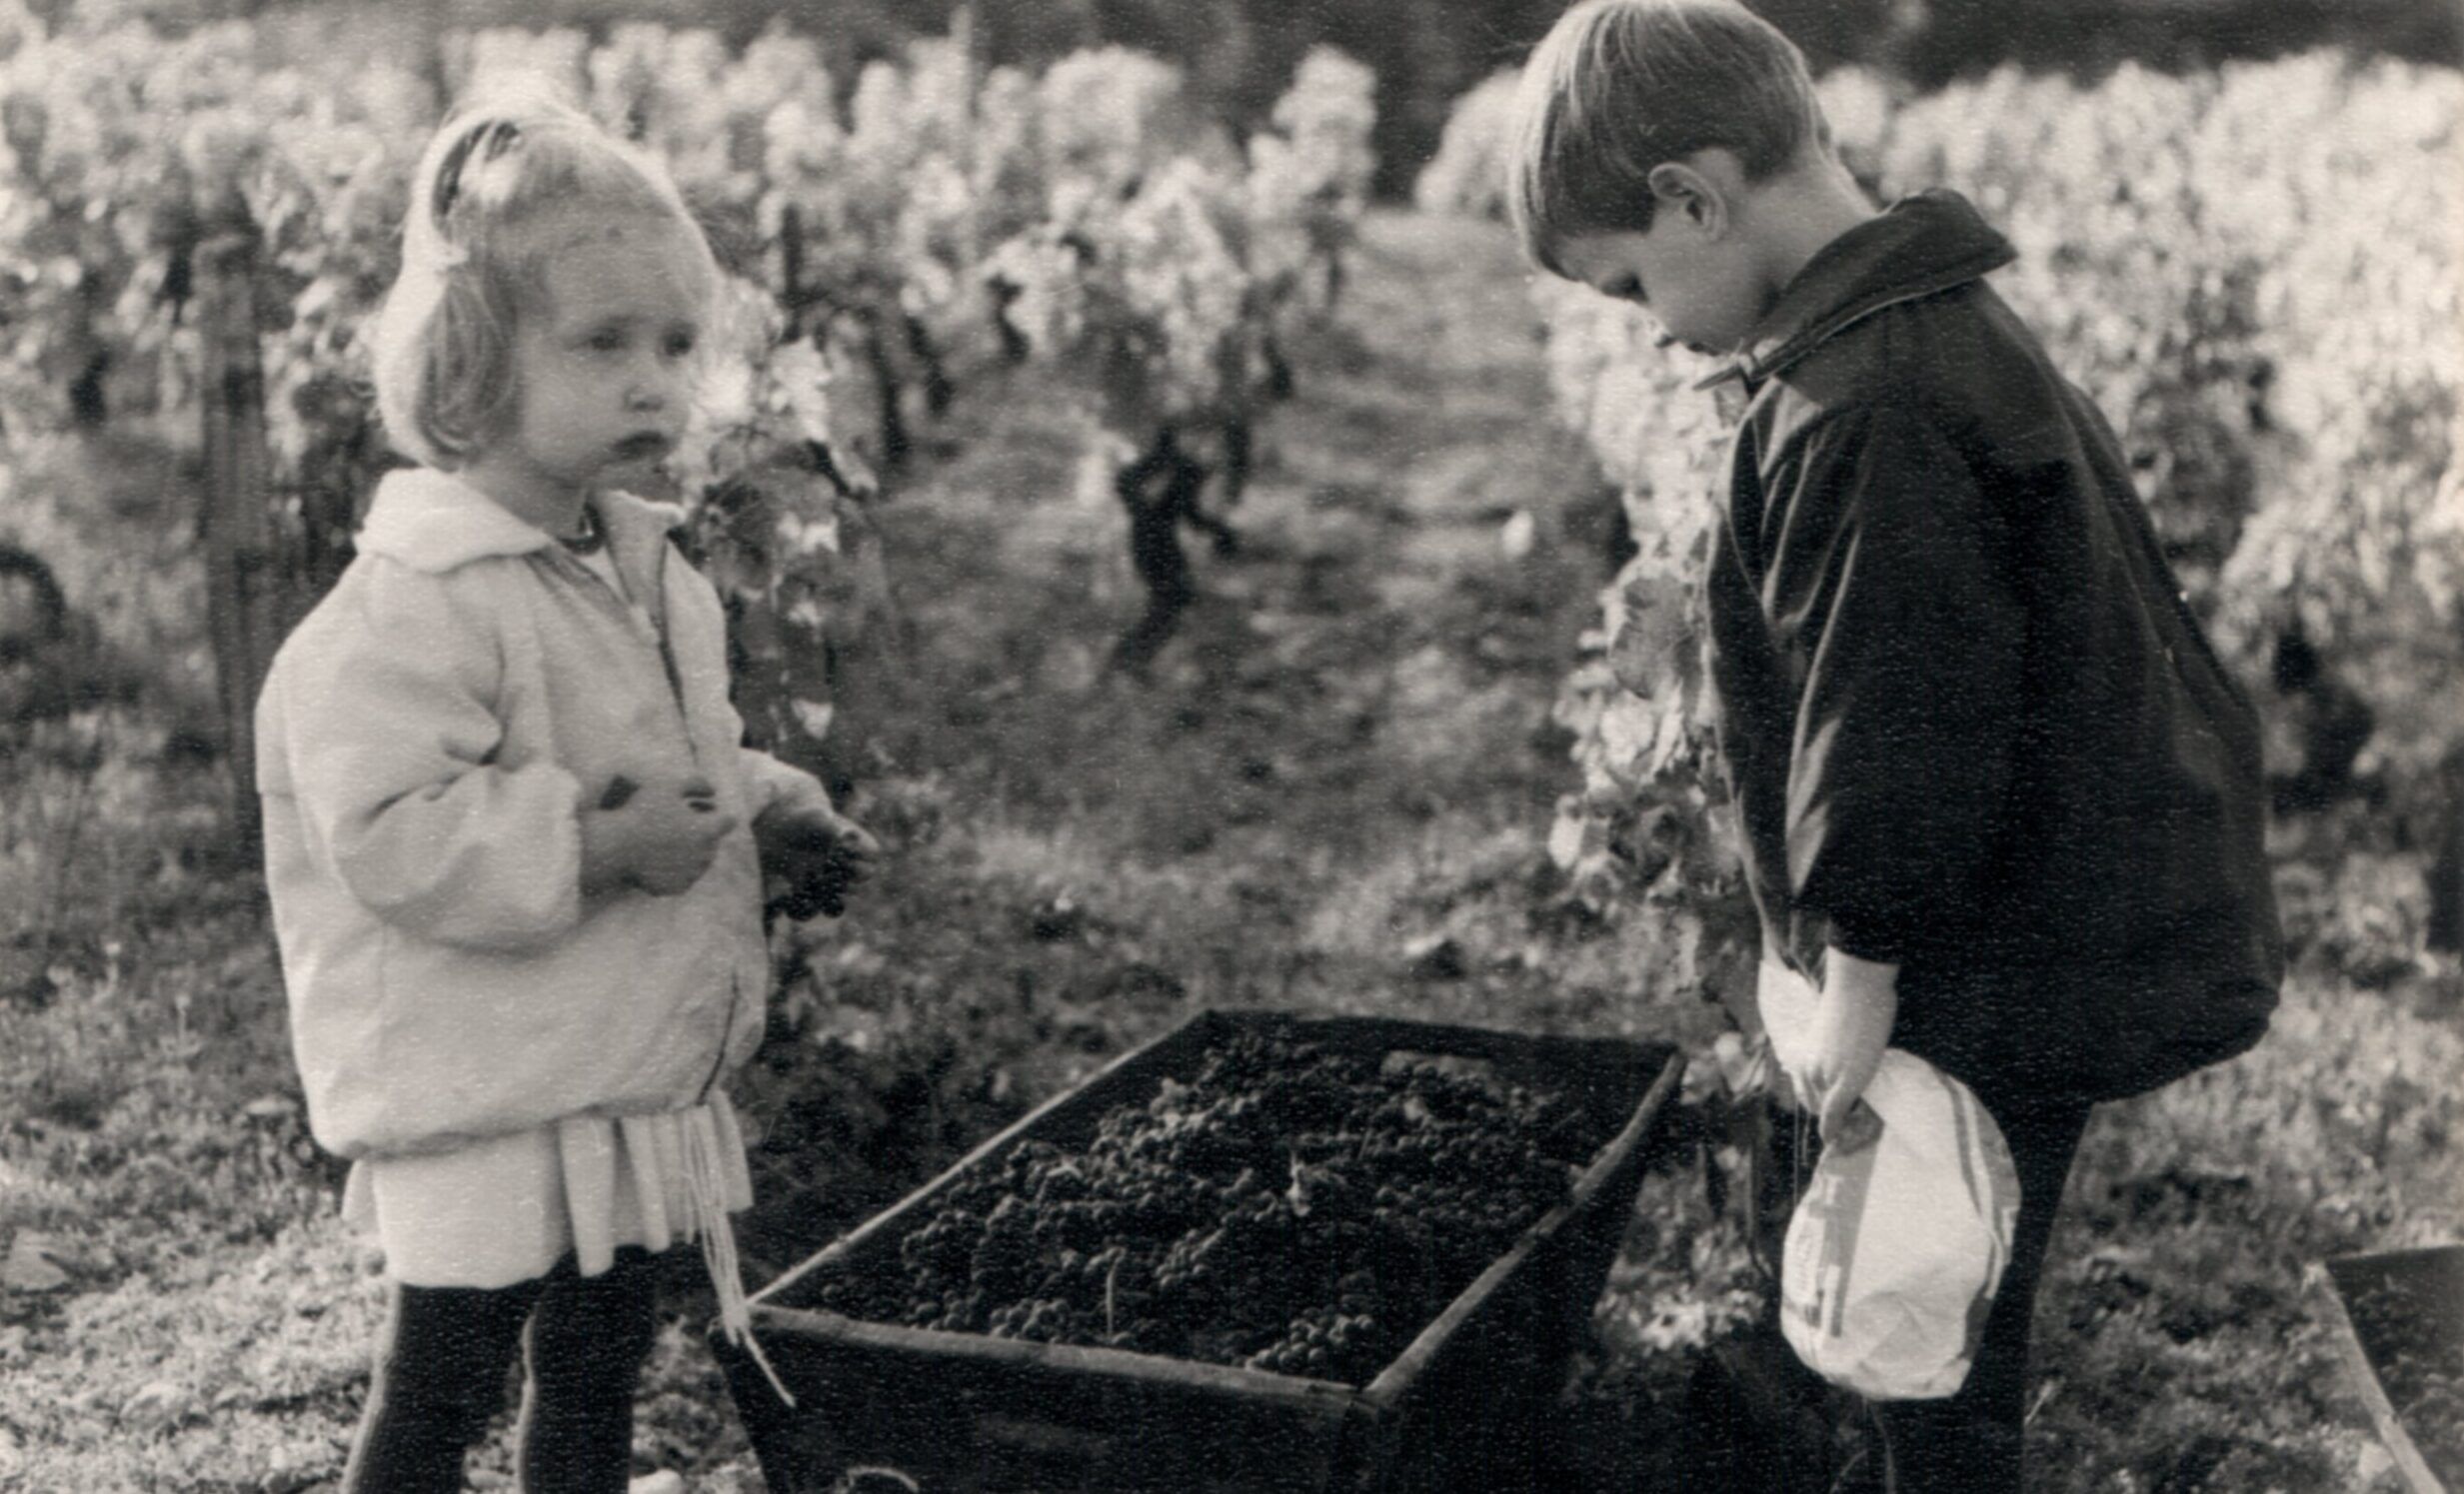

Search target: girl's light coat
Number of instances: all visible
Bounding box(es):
[256,468,815,1160]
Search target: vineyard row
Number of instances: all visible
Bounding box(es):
[0,8,1377,807]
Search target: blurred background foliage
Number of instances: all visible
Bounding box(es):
[25,0,2463,198]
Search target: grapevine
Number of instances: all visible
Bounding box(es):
[1247,45,1377,316]
[1410,66,1521,222]
[986,45,1375,667]
[811,1030,1602,1385]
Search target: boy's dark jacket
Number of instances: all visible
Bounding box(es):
[1704,189,2283,1102]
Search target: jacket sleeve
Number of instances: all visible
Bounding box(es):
[260,563,585,952]
[1760,404,2026,963]
[742,747,832,818]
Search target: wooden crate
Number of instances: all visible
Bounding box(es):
[2311,1244,2464,1494]
[713,1007,1683,1493]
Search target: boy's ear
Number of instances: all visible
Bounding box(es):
[1645,156,1732,237]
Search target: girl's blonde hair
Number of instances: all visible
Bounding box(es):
[371,80,720,470]
[1506,0,1828,278]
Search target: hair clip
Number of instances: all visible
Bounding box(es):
[431,118,522,233]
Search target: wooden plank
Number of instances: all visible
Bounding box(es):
[195,193,287,841]
[748,1304,1364,1413]
[721,1317,1362,1492]
[1363,1045,1681,1409]
[2311,1252,2455,1494]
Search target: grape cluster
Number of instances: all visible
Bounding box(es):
[811,1031,1601,1384]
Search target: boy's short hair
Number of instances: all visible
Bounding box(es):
[1506,0,1828,277]
[370,80,719,470]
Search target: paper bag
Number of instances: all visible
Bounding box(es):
[1757,961,2022,1400]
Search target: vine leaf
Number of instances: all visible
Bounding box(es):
[1,1233,73,1294]
[1607,570,1701,715]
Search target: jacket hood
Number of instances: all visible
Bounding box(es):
[1703,189,2017,392]
[356,468,688,577]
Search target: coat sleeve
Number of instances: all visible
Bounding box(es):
[259,563,585,952]
[1760,405,2027,963]
[741,747,832,818]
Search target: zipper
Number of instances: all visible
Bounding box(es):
[547,538,746,1105]
[698,971,746,1104]
[551,545,702,763]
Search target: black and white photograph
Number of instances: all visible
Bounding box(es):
[1,0,2458,1488]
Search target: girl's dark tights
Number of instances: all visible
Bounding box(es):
[342,1246,661,1494]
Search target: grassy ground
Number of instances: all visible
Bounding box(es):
[4,210,2460,1491]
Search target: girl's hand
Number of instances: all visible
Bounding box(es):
[581,774,738,897]
[756,801,880,919]
[1795,947,1899,1144]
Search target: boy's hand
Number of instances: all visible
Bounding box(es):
[581,774,739,898]
[756,800,880,919]
[1795,946,1899,1144]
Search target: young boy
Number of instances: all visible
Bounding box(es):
[1505,2,2283,1488]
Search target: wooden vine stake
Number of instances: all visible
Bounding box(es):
[195,188,286,846]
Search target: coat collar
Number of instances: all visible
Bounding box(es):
[1697,189,2017,392]
[357,468,688,583]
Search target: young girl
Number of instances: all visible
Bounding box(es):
[255,85,875,1493]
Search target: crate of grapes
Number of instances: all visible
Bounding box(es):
[2311,1244,2464,1494]
[713,1007,1682,1492]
